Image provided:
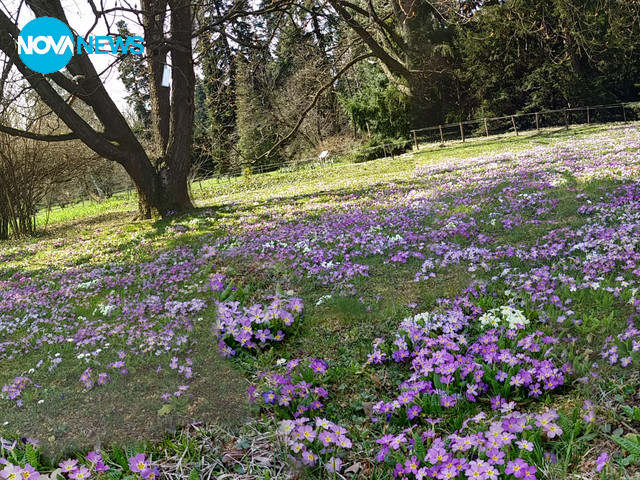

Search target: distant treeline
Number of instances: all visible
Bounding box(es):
[116,0,640,172]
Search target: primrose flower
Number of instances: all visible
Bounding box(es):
[309,359,327,374]
[141,467,161,479]
[301,450,318,466]
[325,456,342,473]
[1,465,23,480]
[596,452,609,472]
[59,460,78,474]
[19,464,39,480]
[129,453,149,473]
[516,439,534,452]
[69,467,91,480]
[505,458,529,478]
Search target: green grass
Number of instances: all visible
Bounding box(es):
[35,123,610,231]
[3,121,640,477]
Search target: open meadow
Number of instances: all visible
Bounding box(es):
[3,124,640,479]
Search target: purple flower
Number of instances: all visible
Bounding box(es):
[325,457,342,473]
[59,460,78,474]
[86,451,102,464]
[407,404,422,420]
[0,465,23,480]
[129,453,149,473]
[596,452,609,472]
[262,391,276,404]
[465,460,487,479]
[141,467,161,479]
[516,440,534,452]
[309,359,327,374]
[505,458,528,478]
[19,464,40,480]
[69,467,91,480]
[301,450,317,466]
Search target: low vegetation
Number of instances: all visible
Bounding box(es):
[2,124,640,479]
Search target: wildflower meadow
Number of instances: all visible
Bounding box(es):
[3,124,640,478]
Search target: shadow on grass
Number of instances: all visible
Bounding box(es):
[7,351,249,459]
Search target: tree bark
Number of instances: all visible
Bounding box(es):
[0,0,195,219]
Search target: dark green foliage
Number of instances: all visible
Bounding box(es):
[193,13,251,174]
[454,0,640,118]
[340,64,410,139]
[235,51,282,170]
[116,21,150,134]
[352,136,412,163]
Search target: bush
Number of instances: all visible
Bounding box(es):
[352,136,412,163]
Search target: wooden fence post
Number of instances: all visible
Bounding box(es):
[563,109,568,129]
[586,107,590,125]
[511,116,518,136]
[382,144,388,159]
[459,122,465,143]
[413,130,419,150]
[535,112,540,132]
[439,125,444,145]
[623,105,627,122]
[484,118,489,137]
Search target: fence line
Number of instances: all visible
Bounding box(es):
[410,102,639,149]
[45,101,640,211]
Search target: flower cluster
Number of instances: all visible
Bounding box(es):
[370,305,570,425]
[379,405,592,480]
[278,417,352,473]
[0,449,160,480]
[479,307,529,330]
[601,322,640,367]
[249,358,329,418]
[0,377,36,404]
[215,295,303,357]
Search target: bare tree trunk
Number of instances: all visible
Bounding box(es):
[0,0,196,219]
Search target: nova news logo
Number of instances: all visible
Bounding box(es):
[18,17,144,74]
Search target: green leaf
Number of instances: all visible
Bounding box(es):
[577,432,598,443]
[219,284,233,301]
[413,433,426,461]
[620,454,638,466]
[110,445,129,470]
[158,404,173,416]
[236,439,251,450]
[613,436,640,456]
[188,468,200,480]
[25,443,39,469]
[557,411,574,436]
[622,405,634,418]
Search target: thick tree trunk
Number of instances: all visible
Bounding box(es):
[121,151,193,219]
[0,0,197,222]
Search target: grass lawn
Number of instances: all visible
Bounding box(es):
[2,123,640,478]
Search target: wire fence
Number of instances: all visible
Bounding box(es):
[47,101,640,210]
[410,102,640,149]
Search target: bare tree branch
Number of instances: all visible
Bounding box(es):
[257,52,374,161]
[0,123,79,141]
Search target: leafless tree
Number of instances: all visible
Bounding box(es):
[0,0,290,218]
